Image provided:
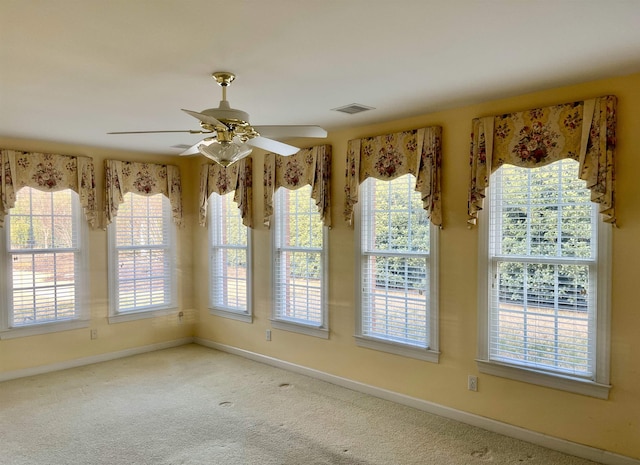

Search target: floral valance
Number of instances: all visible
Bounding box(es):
[1,149,97,228]
[344,126,442,227]
[468,95,616,225]
[264,144,332,228]
[199,157,253,228]
[104,160,182,228]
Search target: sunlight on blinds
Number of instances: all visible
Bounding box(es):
[114,193,172,312]
[489,160,597,377]
[8,187,79,326]
[274,185,324,326]
[360,175,430,347]
[210,192,249,312]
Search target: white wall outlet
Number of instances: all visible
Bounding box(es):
[266,329,272,341]
[90,329,98,340]
[468,375,478,392]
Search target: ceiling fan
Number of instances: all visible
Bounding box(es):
[109,71,327,166]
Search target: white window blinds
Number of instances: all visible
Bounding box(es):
[209,192,250,314]
[5,187,84,327]
[109,193,175,314]
[273,185,326,328]
[488,159,598,377]
[359,175,432,348]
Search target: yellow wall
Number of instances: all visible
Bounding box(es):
[195,72,640,459]
[1,72,639,460]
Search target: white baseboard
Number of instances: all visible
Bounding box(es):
[0,337,195,383]
[195,338,639,465]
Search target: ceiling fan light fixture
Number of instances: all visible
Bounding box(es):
[198,141,253,167]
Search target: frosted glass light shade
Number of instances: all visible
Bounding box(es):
[198,142,253,167]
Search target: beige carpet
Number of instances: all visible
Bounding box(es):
[0,344,601,465]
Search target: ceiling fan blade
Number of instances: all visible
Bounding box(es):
[108,129,211,135]
[246,137,299,156]
[253,125,327,139]
[181,109,226,128]
[179,143,200,156]
[179,138,215,156]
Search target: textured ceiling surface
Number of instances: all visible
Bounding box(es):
[2,0,640,155]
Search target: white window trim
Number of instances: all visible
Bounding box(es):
[107,194,178,324]
[208,194,253,323]
[0,189,90,339]
[270,317,329,339]
[270,188,329,339]
[212,307,252,323]
[108,307,177,324]
[0,319,90,340]
[353,183,440,364]
[476,181,612,399]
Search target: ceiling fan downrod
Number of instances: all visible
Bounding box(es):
[212,71,235,102]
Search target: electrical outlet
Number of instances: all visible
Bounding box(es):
[90,329,98,340]
[266,329,272,341]
[468,375,478,392]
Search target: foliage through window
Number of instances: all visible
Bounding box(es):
[209,191,250,317]
[487,159,601,378]
[358,174,437,354]
[273,185,327,333]
[109,193,175,315]
[2,187,85,328]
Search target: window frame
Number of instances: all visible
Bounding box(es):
[354,175,440,363]
[107,192,177,324]
[271,186,329,339]
[208,191,252,323]
[477,161,611,399]
[0,187,89,339]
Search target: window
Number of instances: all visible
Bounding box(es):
[272,185,328,338]
[478,159,611,398]
[0,187,88,338]
[356,174,439,362]
[108,192,176,322]
[209,191,251,322]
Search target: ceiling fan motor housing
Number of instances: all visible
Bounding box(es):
[199,100,259,142]
[201,100,250,125]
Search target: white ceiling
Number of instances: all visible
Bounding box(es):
[2,0,640,155]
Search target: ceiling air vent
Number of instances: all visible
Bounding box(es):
[171,144,193,150]
[331,103,375,115]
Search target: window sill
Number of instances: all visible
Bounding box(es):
[355,335,440,363]
[210,307,252,323]
[476,359,611,399]
[270,319,329,339]
[0,319,89,340]
[108,307,176,324]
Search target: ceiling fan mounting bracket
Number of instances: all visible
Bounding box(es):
[212,72,235,87]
